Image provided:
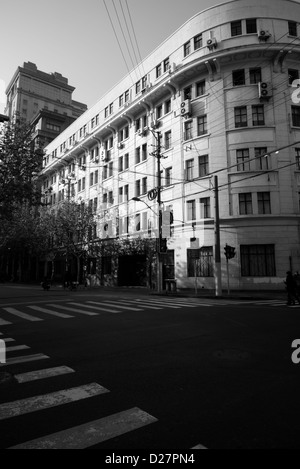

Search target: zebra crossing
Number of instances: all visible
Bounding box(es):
[0,296,290,327]
[0,333,206,449]
[0,297,214,325]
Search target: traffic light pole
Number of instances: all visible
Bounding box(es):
[214,175,222,296]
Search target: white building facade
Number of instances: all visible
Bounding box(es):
[40,0,300,290]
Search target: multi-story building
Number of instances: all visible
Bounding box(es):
[40,0,300,290]
[5,62,87,148]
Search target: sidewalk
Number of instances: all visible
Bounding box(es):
[0,282,287,301]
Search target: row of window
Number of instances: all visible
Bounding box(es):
[186,191,272,221]
[187,244,276,278]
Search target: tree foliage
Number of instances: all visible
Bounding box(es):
[0,116,43,220]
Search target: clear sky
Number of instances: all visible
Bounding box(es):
[0,0,225,113]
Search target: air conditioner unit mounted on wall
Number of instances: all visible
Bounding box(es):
[258,30,271,41]
[258,82,273,100]
[206,37,217,50]
[180,99,191,117]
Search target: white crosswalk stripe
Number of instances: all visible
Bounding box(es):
[5,345,30,352]
[3,307,44,322]
[14,366,76,384]
[0,383,109,421]
[27,305,73,318]
[8,407,158,449]
[87,301,143,312]
[2,353,49,366]
[47,303,99,316]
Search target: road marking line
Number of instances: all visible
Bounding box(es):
[2,338,15,343]
[6,345,30,352]
[27,306,73,318]
[47,304,99,316]
[84,301,122,313]
[15,366,75,384]
[0,318,12,326]
[0,383,109,421]
[9,407,158,449]
[116,300,163,310]
[93,301,143,312]
[2,307,44,322]
[135,299,181,309]
[191,444,207,449]
[2,353,49,366]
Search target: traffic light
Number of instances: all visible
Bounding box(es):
[224,244,236,260]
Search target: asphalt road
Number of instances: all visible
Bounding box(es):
[0,287,299,450]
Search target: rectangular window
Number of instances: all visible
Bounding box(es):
[165,99,171,114]
[258,192,271,214]
[246,18,257,34]
[196,80,206,96]
[252,105,265,126]
[232,69,245,86]
[197,115,207,136]
[165,131,172,150]
[184,86,192,100]
[119,94,124,107]
[234,106,248,128]
[142,177,147,195]
[118,156,123,172]
[157,104,163,119]
[187,247,213,277]
[142,75,147,89]
[184,121,193,140]
[237,149,250,171]
[163,57,170,73]
[165,167,172,186]
[135,214,141,232]
[231,20,242,36]
[292,106,300,126]
[255,147,268,170]
[109,162,113,177]
[156,63,162,78]
[239,193,253,215]
[199,154,209,177]
[108,191,113,205]
[186,159,194,181]
[78,179,82,192]
[142,143,147,161]
[135,147,141,164]
[289,21,297,37]
[194,34,203,50]
[82,177,85,190]
[200,197,211,218]
[250,67,262,84]
[241,245,276,276]
[136,81,141,94]
[289,69,299,85]
[124,153,129,170]
[119,187,123,204]
[135,180,141,197]
[124,185,129,202]
[187,200,196,221]
[125,90,130,102]
[90,172,94,186]
[184,41,191,57]
[296,148,300,169]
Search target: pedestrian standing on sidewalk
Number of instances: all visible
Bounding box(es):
[285,271,300,305]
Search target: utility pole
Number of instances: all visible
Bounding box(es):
[214,175,222,296]
[156,130,163,293]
